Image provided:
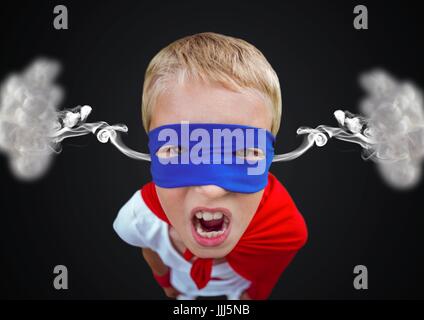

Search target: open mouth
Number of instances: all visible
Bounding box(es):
[191,207,231,247]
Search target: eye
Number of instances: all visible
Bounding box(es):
[235,148,265,161]
[156,145,185,158]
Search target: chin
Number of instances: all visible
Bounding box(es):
[189,242,235,259]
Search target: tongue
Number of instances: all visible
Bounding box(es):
[200,219,223,231]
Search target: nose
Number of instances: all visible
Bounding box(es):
[193,184,229,198]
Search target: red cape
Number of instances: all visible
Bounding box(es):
[141,173,308,299]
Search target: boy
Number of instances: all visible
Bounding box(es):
[113,32,307,300]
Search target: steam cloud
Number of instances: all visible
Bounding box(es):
[0,59,423,190]
[0,59,149,181]
[274,70,424,190]
[359,70,424,189]
[0,59,62,180]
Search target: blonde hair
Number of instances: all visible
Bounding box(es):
[141,32,282,135]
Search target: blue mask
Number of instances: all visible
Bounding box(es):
[148,123,275,193]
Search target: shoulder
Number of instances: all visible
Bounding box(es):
[265,174,308,251]
[113,190,145,228]
[113,189,164,248]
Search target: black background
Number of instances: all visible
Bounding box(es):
[0,0,423,300]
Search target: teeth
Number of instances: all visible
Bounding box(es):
[205,231,214,238]
[196,225,203,234]
[194,211,225,221]
[203,230,224,238]
[213,212,223,220]
[202,212,213,221]
[224,220,228,227]
[195,226,226,238]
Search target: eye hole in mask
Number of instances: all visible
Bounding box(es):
[156,145,266,162]
[234,147,265,162]
[156,145,187,159]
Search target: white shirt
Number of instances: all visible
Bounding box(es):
[113,190,251,300]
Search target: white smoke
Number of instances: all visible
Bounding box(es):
[52,106,150,161]
[0,59,149,181]
[359,70,424,189]
[0,59,62,180]
[273,70,424,190]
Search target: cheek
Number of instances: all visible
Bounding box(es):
[232,192,263,228]
[155,186,187,226]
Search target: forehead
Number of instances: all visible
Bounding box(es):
[149,80,273,131]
